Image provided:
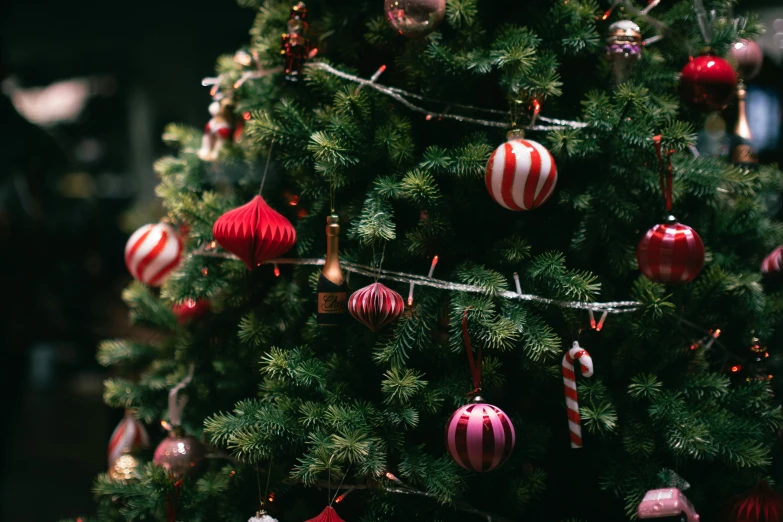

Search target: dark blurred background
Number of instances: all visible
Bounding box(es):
[1,1,783,521]
[0,1,252,520]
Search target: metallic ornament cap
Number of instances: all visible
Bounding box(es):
[664,214,678,225]
[506,128,525,141]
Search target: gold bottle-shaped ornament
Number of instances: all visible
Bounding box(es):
[317,214,348,325]
[732,82,758,170]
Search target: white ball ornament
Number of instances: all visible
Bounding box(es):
[124,223,183,286]
[485,131,558,211]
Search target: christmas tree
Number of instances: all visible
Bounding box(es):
[91,1,783,521]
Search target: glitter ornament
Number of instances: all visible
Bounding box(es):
[249,514,279,522]
[125,223,183,286]
[730,39,763,80]
[485,130,558,211]
[606,20,642,84]
[445,399,515,472]
[213,196,297,270]
[109,453,142,481]
[761,246,783,275]
[384,0,446,38]
[305,506,346,522]
[636,217,705,283]
[348,282,404,332]
[153,430,206,478]
[679,53,737,111]
[172,299,211,324]
[108,410,150,468]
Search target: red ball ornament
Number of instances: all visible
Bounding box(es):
[125,223,183,286]
[485,134,558,211]
[636,218,705,283]
[153,431,206,478]
[172,299,211,324]
[731,39,763,80]
[213,196,296,270]
[729,481,783,522]
[348,282,405,332]
[445,400,515,472]
[679,53,737,111]
[761,246,783,275]
[305,506,346,522]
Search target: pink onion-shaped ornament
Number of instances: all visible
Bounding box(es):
[153,430,206,478]
[445,401,515,472]
[761,246,783,275]
[125,223,183,286]
[636,218,705,283]
[348,282,404,332]
[108,410,149,468]
[172,298,211,324]
[305,506,346,522]
[213,196,296,270]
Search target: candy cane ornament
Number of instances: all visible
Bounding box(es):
[562,341,593,449]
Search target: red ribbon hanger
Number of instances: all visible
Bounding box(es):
[653,135,675,211]
[462,309,482,397]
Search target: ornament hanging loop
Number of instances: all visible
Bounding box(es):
[653,135,674,212]
[167,363,195,430]
[462,308,482,397]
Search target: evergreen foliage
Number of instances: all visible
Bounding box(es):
[89,0,783,521]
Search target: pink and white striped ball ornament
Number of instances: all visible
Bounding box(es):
[348,282,405,332]
[108,410,150,468]
[125,223,183,286]
[445,400,515,472]
[636,217,704,283]
[485,132,558,211]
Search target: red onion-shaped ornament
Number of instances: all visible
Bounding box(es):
[728,481,783,522]
[636,218,705,283]
[679,53,737,111]
[153,430,206,478]
[305,506,345,522]
[108,410,149,467]
[348,282,404,332]
[125,223,183,286]
[730,39,764,80]
[172,299,211,324]
[485,134,558,211]
[445,401,515,472]
[761,246,783,275]
[213,196,296,270]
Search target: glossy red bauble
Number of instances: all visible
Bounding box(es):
[348,282,405,332]
[213,196,296,270]
[172,299,211,324]
[679,54,737,111]
[637,219,705,283]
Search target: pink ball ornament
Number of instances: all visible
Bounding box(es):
[348,282,405,332]
[445,400,515,472]
[730,39,763,80]
[153,431,206,478]
[761,246,783,275]
[485,135,558,211]
[125,223,183,286]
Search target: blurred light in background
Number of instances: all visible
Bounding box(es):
[747,86,781,152]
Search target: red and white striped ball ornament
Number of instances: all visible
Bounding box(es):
[637,216,705,283]
[485,131,558,211]
[761,246,783,275]
[125,222,183,286]
[348,282,404,332]
[445,399,515,472]
[108,410,150,467]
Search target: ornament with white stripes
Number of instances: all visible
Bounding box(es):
[348,282,405,332]
[485,130,558,211]
[445,397,515,472]
[761,246,783,275]
[562,341,593,448]
[636,216,705,284]
[124,222,183,286]
[108,410,149,468]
